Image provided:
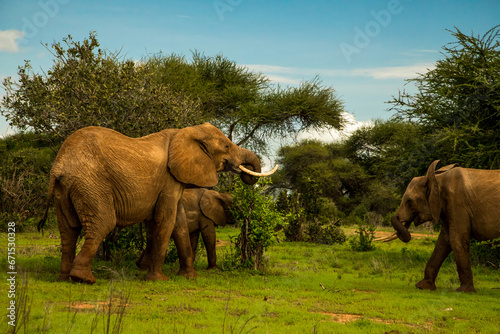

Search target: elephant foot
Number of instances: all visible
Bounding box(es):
[136,257,151,271]
[69,267,96,284]
[57,273,71,281]
[456,285,476,293]
[207,264,219,270]
[415,279,437,291]
[136,249,153,271]
[144,271,169,281]
[177,267,198,279]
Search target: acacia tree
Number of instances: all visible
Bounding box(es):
[391,25,500,169]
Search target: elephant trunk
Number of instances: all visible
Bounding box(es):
[391,215,411,243]
[238,148,262,185]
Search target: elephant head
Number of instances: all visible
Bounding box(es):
[200,190,234,226]
[167,123,276,187]
[382,160,459,243]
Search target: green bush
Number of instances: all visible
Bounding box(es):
[314,219,347,245]
[0,133,57,229]
[349,224,376,252]
[230,178,283,270]
[470,238,500,268]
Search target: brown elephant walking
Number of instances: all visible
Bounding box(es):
[38,123,276,283]
[380,160,500,292]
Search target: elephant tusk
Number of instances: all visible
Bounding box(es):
[374,232,399,243]
[239,164,279,177]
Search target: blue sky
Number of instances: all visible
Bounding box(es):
[1,0,499,139]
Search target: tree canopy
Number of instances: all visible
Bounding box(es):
[391,25,500,169]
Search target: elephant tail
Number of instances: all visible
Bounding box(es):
[38,173,56,232]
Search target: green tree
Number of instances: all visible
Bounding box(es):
[274,139,371,215]
[2,33,201,140]
[343,119,426,191]
[0,133,56,229]
[391,25,500,169]
[143,54,346,154]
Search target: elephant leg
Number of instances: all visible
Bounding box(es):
[449,226,476,292]
[144,187,184,281]
[136,221,154,271]
[416,230,452,290]
[172,204,198,279]
[189,232,200,260]
[55,200,81,281]
[70,200,117,284]
[201,223,218,269]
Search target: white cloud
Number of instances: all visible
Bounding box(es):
[266,75,301,85]
[350,63,436,79]
[244,62,435,83]
[245,64,299,74]
[297,112,373,143]
[0,30,24,53]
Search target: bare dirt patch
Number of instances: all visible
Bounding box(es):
[373,230,437,240]
[316,311,433,330]
[216,239,230,247]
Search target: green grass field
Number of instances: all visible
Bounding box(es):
[1,226,499,333]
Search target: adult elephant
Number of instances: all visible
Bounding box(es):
[37,123,277,284]
[379,160,500,292]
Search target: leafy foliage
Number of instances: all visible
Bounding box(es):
[391,25,500,169]
[229,178,283,270]
[273,139,398,221]
[2,33,202,140]
[0,133,57,230]
[349,225,376,252]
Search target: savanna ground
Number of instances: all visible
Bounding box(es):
[1,226,500,334]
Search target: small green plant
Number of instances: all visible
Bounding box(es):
[314,219,347,245]
[349,224,376,251]
[230,178,283,270]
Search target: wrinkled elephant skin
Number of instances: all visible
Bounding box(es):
[391,160,500,292]
[38,123,265,283]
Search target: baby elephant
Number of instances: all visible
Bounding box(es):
[181,188,234,269]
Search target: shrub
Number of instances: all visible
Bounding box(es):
[0,133,57,229]
[314,219,347,245]
[349,225,376,251]
[470,238,500,268]
[230,178,283,270]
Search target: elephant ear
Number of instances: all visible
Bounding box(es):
[426,160,442,224]
[435,163,459,175]
[200,190,227,226]
[168,124,218,187]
